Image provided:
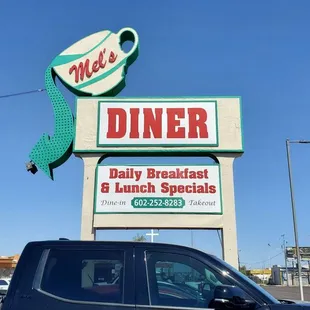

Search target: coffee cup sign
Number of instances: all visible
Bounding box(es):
[51,27,139,96]
[28,27,140,180]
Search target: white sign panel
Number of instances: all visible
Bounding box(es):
[97,100,218,146]
[95,165,222,214]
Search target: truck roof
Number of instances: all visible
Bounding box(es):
[23,240,214,257]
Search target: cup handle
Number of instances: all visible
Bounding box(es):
[117,27,139,67]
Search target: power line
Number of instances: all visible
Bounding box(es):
[240,251,283,266]
[0,88,46,99]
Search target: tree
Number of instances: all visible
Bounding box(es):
[133,233,146,242]
[239,265,248,275]
[0,268,14,278]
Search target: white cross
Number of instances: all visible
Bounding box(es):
[146,229,159,243]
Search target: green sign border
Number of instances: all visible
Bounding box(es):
[93,163,223,215]
[73,96,244,153]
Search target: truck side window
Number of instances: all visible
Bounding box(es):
[146,252,232,308]
[37,249,125,304]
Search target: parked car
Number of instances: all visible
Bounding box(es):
[1,240,310,310]
[0,279,10,296]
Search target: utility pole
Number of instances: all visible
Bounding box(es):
[281,234,289,286]
[286,139,304,300]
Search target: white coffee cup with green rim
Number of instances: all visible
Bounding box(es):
[51,27,139,96]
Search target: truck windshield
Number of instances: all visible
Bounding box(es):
[211,256,280,304]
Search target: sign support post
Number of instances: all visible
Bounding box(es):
[217,154,240,266]
[79,154,101,240]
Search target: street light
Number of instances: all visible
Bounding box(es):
[285,139,310,301]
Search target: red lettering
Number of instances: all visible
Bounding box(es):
[143,108,163,138]
[130,108,139,138]
[160,182,215,196]
[209,185,216,194]
[109,51,118,63]
[69,48,118,83]
[92,60,100,73]
[69,59,92,83]
[167,108,185,138]
[109,168,118,179]
[147,168,156,178]
[99,50,107,69]
[107,108,126,138]
[101,182,110,193]
[188,108,208,138]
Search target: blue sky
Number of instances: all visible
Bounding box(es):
[1,0,310,269]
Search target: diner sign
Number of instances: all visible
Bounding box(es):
[97,100,218,146]
[94,165,222,214]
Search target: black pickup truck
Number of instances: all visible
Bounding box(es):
[1,240,309,310]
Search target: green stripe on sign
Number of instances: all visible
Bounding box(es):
[51,31,113,67]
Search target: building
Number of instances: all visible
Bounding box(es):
[271,265,310,286]
[249,268,272,283]
[0,255,20,269]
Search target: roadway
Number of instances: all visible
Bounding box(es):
[263,286,310,302]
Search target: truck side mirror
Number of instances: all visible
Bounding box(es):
[209,285,256,310]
